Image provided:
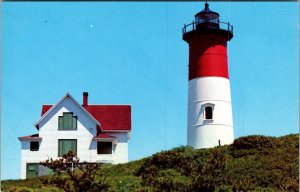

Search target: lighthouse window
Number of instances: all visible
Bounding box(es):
[205,107,213,119]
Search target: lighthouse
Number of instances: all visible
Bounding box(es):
[182,3,234,149]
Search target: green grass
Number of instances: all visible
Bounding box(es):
[2,134,298,192]
[1,177,63,192]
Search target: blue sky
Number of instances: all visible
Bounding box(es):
[2,2,298,180]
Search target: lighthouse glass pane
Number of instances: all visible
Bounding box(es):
[205,107,213,119]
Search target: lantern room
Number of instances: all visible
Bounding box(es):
[195,3,220,30]
[182,3,233,43]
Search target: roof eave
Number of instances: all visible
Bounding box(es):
[92,137,117,144]
[101,130,131,133]
[18,137,42,141]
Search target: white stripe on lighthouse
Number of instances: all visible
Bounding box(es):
[187,77,234,148]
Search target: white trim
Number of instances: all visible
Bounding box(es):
[188,76,229,81]
[191,100,231,104]
[93,137,117,143]
[191,123,233,127]
[201,103,215,108]
[34,93,101,129]
[96,160,114,163]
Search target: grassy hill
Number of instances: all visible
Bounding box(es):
[2,134,298,192]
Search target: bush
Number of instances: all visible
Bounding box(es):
[7,186,34,192]
[231,135,276,150]
[38,187,62,192]
[229,135,277,158]
[136,135,298,192]
[40,151,110,192]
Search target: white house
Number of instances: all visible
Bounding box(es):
[18,92,131,179]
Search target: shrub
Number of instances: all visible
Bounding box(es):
[7,186,34,192]
[40,151,110,192]
[230,135,277,158]
[231,135,276,150]
[38,187,62,192]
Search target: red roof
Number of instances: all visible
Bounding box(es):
[41,105,131,131]
[41,105,52,116]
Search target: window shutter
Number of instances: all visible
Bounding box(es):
[64,140,72,154]
[58,140,77,156]
[63,114,68,129]
[68,114,72,129]
[58,116,63,129]
[59,113,77,130]
[71,140,77,154]
[58,140,63,157]
[72,117,77,130]
[67,113,73,129]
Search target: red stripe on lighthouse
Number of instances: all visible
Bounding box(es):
[188,34,229,80]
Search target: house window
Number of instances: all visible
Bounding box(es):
[30,141,39,151]
[58,139,77,157]
[58,112,77,130]
[205,106,213,120]
[97,142,112,154]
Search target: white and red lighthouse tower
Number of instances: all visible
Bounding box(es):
[183,3,234,149]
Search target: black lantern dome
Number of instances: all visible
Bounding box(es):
[182,2,233,42]
[195,3,220,29]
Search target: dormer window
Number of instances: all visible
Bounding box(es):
[58,112,77,130]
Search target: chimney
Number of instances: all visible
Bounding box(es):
[83,92,88,107]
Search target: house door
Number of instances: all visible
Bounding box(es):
[26,163,39,179]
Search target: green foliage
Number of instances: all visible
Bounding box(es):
[3,134,299,192]
[136,134,299,192]
[1,178,46,192]
[99,161,143,192]
[40,151,110,192]
[6,186,34,192]
[36,187,62,192]
[226,134,299,191]
[232,135,277,150]
[4,186,62,192]
[230,135,277,158]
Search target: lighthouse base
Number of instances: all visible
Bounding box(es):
[187,124,234,149]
